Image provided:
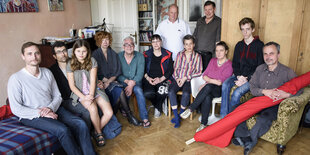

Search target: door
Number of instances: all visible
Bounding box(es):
[296,0,310,75]
[91,0,139,52]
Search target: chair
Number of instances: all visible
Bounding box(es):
[191,76,222,125]
[168,91,194,120]
[231,86,310,155]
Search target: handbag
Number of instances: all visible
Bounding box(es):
[103,114,122,139]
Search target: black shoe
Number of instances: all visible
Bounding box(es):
[243,141,255,155]
[127,113,142,126]
[232,137,244,147]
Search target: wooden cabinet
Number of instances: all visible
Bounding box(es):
[138,0,156,52]
[221,0,310,75]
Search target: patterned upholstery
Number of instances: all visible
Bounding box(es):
[231,86,310,145]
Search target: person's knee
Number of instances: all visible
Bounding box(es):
[57,125,71,137]
[87,103,98,114]
[144,91,155,99]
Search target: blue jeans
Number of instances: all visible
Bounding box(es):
[20,106,96,155]
[220,75,250,117]
[121,82,149,120]
[168,79,191,108]
[62,99,92,130]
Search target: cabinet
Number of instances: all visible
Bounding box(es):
[138,0,156,52]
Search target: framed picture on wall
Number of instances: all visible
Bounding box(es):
[47,0,64,11]
[189,0,203,22]
[156,0,178,26]
[0,0,39,13]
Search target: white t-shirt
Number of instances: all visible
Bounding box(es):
[155,18,191,60]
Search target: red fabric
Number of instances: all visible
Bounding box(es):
[0,105,13,120]
[194,71,310,147]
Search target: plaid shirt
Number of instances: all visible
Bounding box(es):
[173,50,202,81]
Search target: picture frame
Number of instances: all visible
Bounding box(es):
[47,0,64,11]
[0,0,39,13]
[188,0,204,22]
[156,0,178,25]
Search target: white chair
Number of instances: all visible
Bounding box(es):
[190,76,222,125]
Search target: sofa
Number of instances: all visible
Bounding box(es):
[231,86,310,155]
[0,102,60,155]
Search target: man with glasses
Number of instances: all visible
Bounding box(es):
[118,37,151,128]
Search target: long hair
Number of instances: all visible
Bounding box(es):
[70,40,92,71]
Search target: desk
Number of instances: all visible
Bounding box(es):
[39,38,97,68]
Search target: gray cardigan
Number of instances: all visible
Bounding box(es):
[67,57,109,106]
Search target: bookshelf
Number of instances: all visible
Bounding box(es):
[138,0,156,52]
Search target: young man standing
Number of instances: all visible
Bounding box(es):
[193,1,221,71]
[220,17,264,117]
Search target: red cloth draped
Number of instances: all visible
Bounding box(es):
[194,71,310,147]
[0,105,13,120]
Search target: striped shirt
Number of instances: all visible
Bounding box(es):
[173,50,202,81]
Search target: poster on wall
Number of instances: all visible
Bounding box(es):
[47,0,64,11]
[156,0,178,26]
[189,0,203,22]
[0,0,39,13]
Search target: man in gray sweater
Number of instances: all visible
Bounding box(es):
[7,42,95,155]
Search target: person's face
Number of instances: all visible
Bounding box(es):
[240,23,254,40]
[151,39,162,51]
[184,39,195,52]
[53,46,68,63]
[204,5,215,20]
[263,45,279,66]
[101,37,110,49]
[22,45,41,66]
[215,45,227,60]
[74,46,88,62]
[168,6,178,23]
[123,39,135,55]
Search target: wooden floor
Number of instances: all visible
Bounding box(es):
[95,102,310,155]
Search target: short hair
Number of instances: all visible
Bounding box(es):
[183,35,195,44]
[216,41,229,51]
[239,17,255,30]
[168,4,178,12]
[151,34,162,41]
[51,41,66,55]
[21,42,39,55]
[94,31,113,47]
[264,41,280,54]
[123,36,135,45]
[204,1,216,8]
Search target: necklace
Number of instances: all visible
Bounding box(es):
[217,59,227,66]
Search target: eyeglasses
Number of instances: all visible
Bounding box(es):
[55,49,67,54]
[123,43,134,47]
[151,40,161,44]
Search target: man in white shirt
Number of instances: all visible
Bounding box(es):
[7,42,95,155]
[155,4,191,60]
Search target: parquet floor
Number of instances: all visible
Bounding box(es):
[95,102,310,155]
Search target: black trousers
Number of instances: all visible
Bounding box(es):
[143,80,169,112]
[234,104,279,143]
[189,84,221,125]
[197,51,213,71]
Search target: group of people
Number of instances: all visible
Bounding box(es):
[7,1,308,155]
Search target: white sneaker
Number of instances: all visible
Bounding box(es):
[196,124,207,132]
[154,108,161,118]
[180,109,192,119]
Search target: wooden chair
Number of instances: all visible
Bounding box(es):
[167,91,194,120]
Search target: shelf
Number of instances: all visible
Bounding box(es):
[139,17,153,20]
[140,42,152,46]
